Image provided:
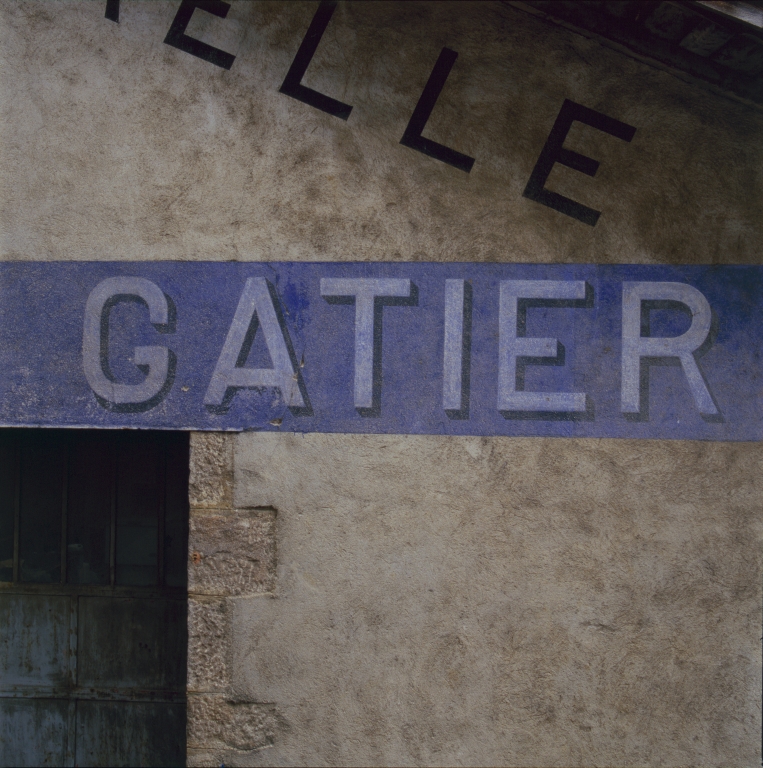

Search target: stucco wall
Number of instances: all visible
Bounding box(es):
[1,1,762,766]
[185,427,762,767]
[221,433,760,766]
[1,1,761,264]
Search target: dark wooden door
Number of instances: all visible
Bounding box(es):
[0,430,188,767]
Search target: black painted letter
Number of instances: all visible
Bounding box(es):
[164,0,236,70]
[279,1,353,120]
[400,47,475,173]
[523,99,636,226]
[105,0,119,22]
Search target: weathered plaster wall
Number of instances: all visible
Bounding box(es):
[183,432,762,767]
[1,1,761,264]
[1,1,762,766]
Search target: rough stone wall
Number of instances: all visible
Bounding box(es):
[187,432,281,766]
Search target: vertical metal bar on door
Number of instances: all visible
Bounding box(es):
[12,437,20,584]
[65,592,78,768]
[157,438,167,588]
[60,443,69,584]
[109,441,117,588]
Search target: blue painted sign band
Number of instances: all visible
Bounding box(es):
[1,262,760,440]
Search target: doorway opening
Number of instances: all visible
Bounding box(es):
[0,429,189,767]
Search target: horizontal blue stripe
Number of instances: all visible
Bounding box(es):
[1,262,760,440]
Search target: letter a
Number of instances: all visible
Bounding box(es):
[204,278,305,409]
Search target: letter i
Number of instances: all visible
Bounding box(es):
[443,279,465,412]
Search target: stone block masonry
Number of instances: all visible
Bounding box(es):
[187,433,281,767]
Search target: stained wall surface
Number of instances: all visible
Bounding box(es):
[1,1,761,265]
[227,433,762,767]
[1,1,762,766]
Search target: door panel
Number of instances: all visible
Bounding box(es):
[164,437,190,589]
[0,430,188,767]
[75,701,186,768]
[115,436,161,587]
[67,434,113,586]
[18,435,65,584]
[0,698,70,767]
[0,437,14,582]
[0,594,71,688]
[77,597,187,691]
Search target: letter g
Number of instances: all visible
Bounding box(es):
[83,277,172,407]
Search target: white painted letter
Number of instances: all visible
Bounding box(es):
[83,276,171,406]
[443,279,465,411]
[204,278,304,408]
[498,280,587,412]
[320,277,411,409]
[621,281,716,415]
